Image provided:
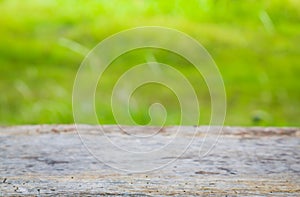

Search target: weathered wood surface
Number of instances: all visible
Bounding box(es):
[0,125,299,196]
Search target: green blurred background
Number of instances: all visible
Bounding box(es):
[0,0,299,126]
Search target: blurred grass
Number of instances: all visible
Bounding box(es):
[0,0,299,126]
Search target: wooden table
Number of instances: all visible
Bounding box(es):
[1,125,299,196]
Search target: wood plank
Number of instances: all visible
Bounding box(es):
[1,125,299,196]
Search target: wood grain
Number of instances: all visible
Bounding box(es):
[0,125,299,196]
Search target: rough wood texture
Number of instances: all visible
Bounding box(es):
[0,125,299,196]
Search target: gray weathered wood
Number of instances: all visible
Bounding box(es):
[0,125,299,196]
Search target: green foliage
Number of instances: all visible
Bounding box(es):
[0,0,299,126]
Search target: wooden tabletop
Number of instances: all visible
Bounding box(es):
[1,125,299,196]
